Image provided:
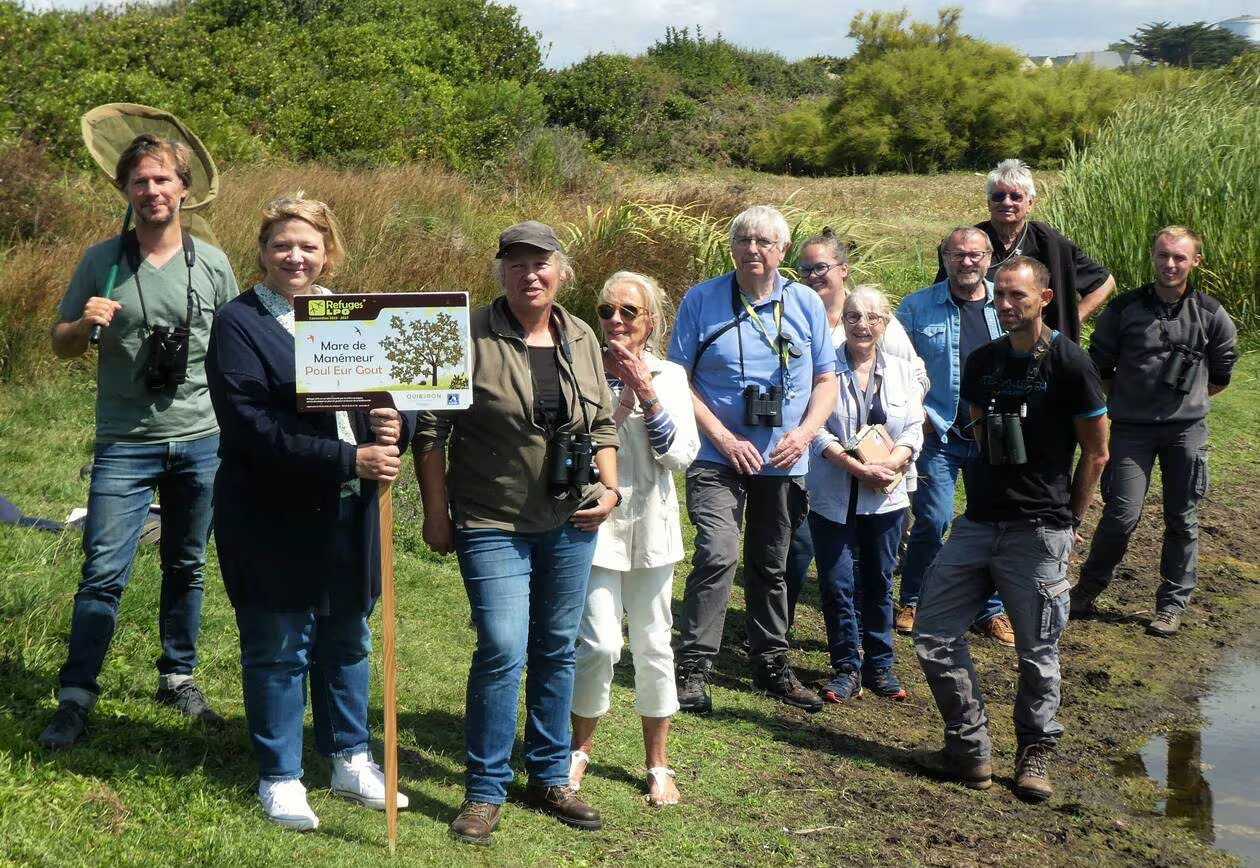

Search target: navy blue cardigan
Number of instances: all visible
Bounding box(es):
[206,288,414,613]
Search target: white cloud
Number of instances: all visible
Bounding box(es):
[508,0,1260,67]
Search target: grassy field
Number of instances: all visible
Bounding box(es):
[1,169,1257,866]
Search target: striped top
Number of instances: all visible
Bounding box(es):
[607,374,676,455]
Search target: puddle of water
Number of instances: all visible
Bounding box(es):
[1115,650,1260,864]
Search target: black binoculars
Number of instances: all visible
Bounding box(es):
[142,325,190,392]
[742,385,784,428]
[547,431,600,497]
[1160,343,1204,395]
[986,408,1028,466]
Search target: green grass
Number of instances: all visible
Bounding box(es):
[1,348,1256,865]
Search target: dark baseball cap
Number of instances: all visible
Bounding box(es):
[496,221,564,258]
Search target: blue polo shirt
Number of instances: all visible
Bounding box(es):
[668,271,834,476]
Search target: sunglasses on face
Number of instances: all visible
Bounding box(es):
[597,302,642,321]
[989,190,1026,203]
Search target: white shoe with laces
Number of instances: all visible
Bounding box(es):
[258,778,319,831]
[331,751,410,810]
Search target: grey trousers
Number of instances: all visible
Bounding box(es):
[677,461,807,669]
[914,516,1073,759]
[1077,419,1209,613]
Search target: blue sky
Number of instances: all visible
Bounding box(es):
[33,0,1260,68]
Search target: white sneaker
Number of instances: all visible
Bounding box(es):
[258,779,319,831]
[331,752,410,811]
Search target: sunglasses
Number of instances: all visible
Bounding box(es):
[989,190,1026,203]
[596,302,642,321]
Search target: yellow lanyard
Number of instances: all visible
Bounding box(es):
[738,292,788,369]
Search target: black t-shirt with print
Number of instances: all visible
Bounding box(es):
[960,333,1105,526]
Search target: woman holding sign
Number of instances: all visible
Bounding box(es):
[206,196,412,831]
[413,221,618,846]
[803,286,923,705]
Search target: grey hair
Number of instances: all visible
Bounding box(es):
[943,225,993,254]
[985,159,1036,199]
[600,270,673,355]
[490,249,574,287]
[843,284,891,320]
[728,205,791,252]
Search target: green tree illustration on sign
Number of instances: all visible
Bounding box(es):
[379,312,464,386]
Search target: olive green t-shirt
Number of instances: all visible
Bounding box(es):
[58,233,239,443]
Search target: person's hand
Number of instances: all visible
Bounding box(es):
[605,339,654,400]
[922,416,936,437]
[570,487,618,531]
[78,296,122,334]
[368,407,402,445]
[355,443,400,482]
[768,426,812,469]
[855,462,897,488]
[716,428,763,475]
[868,454,907,474]
[423,512,454,555]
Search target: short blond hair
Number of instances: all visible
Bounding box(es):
[1154,225,1203,256]
[257,194,347,276]
[600,270,673,355]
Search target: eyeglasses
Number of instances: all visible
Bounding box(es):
[989,190,1026,203]
[733,236,779,250]
[842,312,886,325]
[798,262,838,278]
[596,302,642,321]
[945,250,990,262]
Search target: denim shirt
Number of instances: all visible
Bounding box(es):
[894,279,1001,441]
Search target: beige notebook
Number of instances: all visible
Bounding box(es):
[845,424,904,495]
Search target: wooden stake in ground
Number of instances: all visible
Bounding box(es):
[379,479,399,855]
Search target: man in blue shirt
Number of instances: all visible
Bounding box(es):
[668,205,837,714]
[895,227,1013,646]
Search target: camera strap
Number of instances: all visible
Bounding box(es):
[986,333,1051,414]
[123,228,198,335]
[731,276,789,391]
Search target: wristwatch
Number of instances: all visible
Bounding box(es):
[640,396,659,412]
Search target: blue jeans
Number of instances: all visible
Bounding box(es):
[455,523,597,805]
[235,496,372,781]
[914,517,1073,758]
[810,508,903,674]
[58,435,218,703]
[898,433,1004,625]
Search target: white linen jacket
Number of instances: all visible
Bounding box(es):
[593,352,700,571]
[806,348,924,522]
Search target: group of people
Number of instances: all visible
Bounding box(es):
[36,135,1239,842]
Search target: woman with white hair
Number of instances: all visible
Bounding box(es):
[569,271,699,806]
[805,285,923,704]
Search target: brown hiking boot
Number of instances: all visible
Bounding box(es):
[523,785,602,830]
[894,605,916,635]
[911,748,993,790]
[449,800,501,845]
[1146,610,1182,637]
[978,613,1016,647]
[753,654,823,713]
[1013,744,1054,802]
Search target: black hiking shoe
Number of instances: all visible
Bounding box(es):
[753,654,823,713]
[38,700,90,750]
[676,662,712,714]
[155,681,225,725]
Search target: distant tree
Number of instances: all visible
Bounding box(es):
[1120,21,1253,68]
[379,312,464,386]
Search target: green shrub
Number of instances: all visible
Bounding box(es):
[1044,58,1260,332]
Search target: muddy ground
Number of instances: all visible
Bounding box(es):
[717,457,1260,867]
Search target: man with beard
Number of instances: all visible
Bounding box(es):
[39,134,238,750]
[912,256,1108,803]
[894,227,1012,646]
[1072,227,1237,636]
[934,159,1115,344]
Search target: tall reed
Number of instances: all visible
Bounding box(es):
[1044,64,1259,333]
